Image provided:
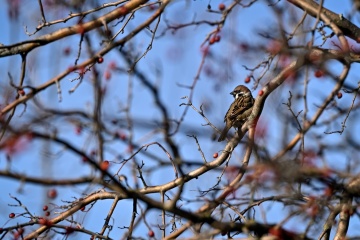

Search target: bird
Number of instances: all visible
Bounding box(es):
[218,85,254,142]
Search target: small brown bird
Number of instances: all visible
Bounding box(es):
[218,85,254,142]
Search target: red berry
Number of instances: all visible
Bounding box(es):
[118,6,128,15]
[209,37,216,45]
[66,226,75,234]
[63,47,71,56]
[104,71,111,80]
[45,211,50,216]
[218,3,225,11]
[213,153,218,158]
[269,226,282,237]
[100,161,110,171]
[43,205,48,211]
[39,218,52,226]
[239,43,249,51]
[17,228,24,235]
[214,35,221,42]
[47,189,57,199]
[127,145,134,153]
[314,69,324,78]
[148,230,155,237]
[38,218,47,225]
[80,206,86,211]
[9,213,15,218]
[97,57,104,64]
[267,40,282,55]
[245,76,251,83]
[75,126,82,135]
[148,5,156,11]
[77,23,85,35]
[337,92,342,99]
[118,132,127,140]
[18,89,25,96]
[258,90,264,96]
[109,61,117,70]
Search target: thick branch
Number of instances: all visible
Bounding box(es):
[0,0,148,57]
[288,0,360,42]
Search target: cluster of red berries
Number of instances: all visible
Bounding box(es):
[209,35,221,45]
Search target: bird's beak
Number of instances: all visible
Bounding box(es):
[230,91,234,95]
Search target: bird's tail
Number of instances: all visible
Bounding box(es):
[218,126,230,142]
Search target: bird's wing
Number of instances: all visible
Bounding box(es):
[223,100,239,122]
[229,97,253,120]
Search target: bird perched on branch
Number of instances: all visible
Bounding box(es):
[218,85,254,142]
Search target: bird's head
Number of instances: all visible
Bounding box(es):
[230,85,251,99]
